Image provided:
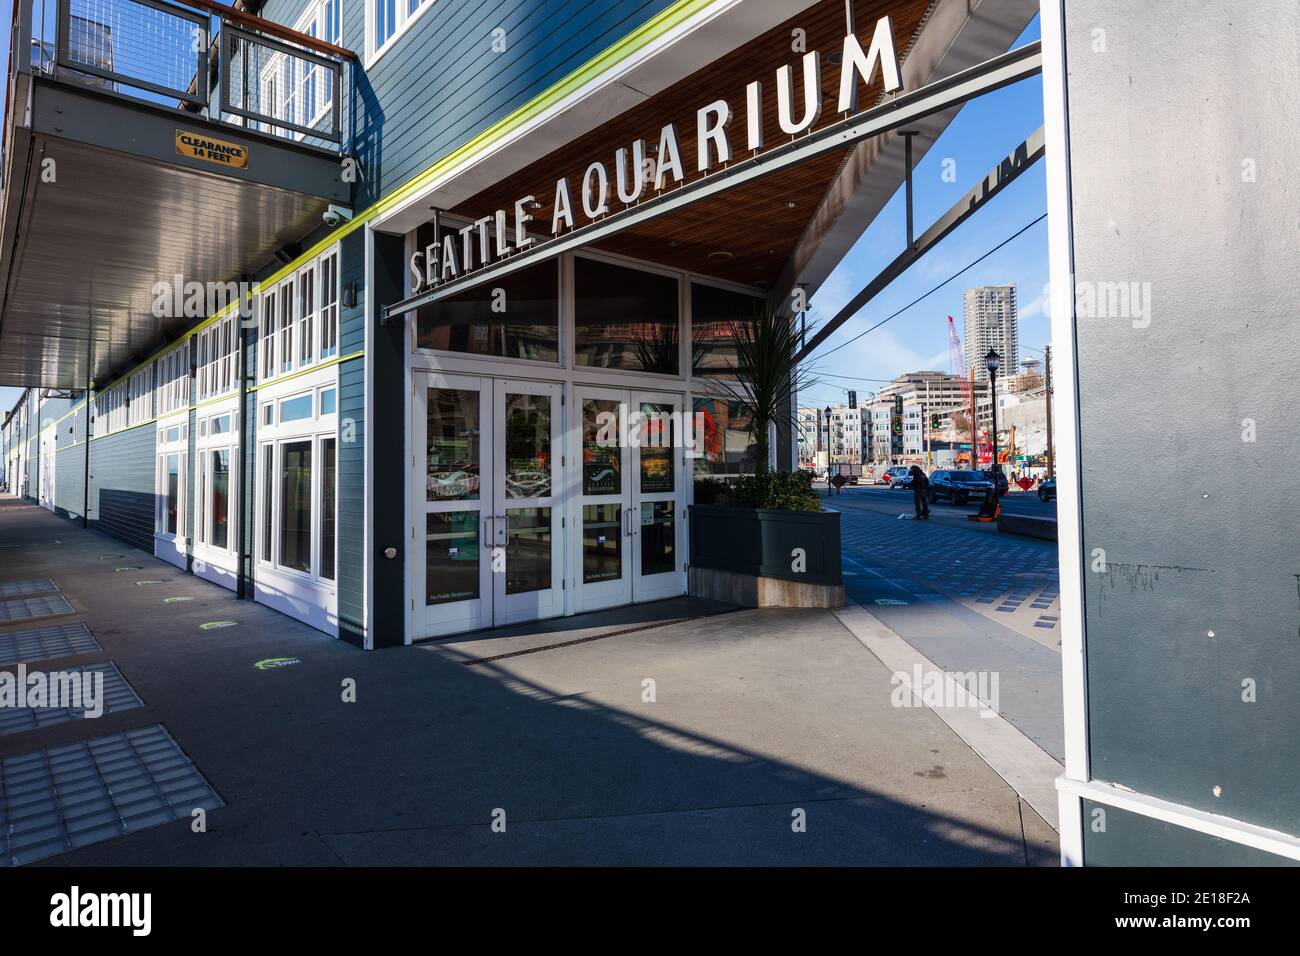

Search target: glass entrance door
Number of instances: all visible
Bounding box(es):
[491,380,563,626]
[571,386,686,613]
[412,373,563,639]
[414,373,492,637]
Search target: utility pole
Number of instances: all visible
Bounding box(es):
[1044,345,1055,479]
[968,367,976,469]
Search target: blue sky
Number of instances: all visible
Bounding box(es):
[801,15,1047,409]
[0,12,1045,418]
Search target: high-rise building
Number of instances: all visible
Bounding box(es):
[963,285,1019,382]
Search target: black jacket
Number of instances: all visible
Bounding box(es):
[911,471,929,491]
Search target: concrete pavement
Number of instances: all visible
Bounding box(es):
[0,494,1056,866]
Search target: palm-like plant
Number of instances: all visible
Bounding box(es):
[725,309,815,476]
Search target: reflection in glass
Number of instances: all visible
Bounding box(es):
[505,507,551,594]
[260,444,272,561]
[691,397,757,477]
[639,402,674,493]
[582,399,621,495]
[504,394,551,499]
[426,388,480,501]
[426,511,480,605]
[640,501,675,576]
[280,441,312,572]
[211,449,230,550]
[165,454,179,535]
[321,438,336,581]
[574,257,680,373]
[691,282,762,376]
[582,504,622,583]
[414,239,559,362]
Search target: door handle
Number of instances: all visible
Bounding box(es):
[624,507,634,537]
[481,514,492,546]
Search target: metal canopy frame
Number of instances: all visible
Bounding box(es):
[383,40,1043,321]
[792,124,1045,366]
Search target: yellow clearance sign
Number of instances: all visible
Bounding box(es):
[175,131,248,169]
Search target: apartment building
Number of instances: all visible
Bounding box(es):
[963,285,1019,382]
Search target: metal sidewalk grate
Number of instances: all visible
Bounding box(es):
[0,623,101,665]
[0,579,59,598]
[0,724,223,866]
[0,595,74,624]
[0,662,143,737]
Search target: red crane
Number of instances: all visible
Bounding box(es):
[948,316,980,465]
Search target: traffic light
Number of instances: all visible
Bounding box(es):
[930,413,941,430]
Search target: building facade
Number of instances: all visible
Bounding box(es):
[963,284,1019,382]
[3,0,1039,650]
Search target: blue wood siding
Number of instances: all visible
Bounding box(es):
[88,425,157,552]
[258,0,676,212]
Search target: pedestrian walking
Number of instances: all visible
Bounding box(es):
[909,465,930,519]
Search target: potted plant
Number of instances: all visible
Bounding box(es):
[686,311,842,607]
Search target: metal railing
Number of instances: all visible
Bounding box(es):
[16,0,347,148]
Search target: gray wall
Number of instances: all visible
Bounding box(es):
[1065,1,1300,856]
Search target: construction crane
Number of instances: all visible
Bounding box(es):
[948,315,980,466]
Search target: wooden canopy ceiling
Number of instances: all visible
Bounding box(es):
[452,0,936,288]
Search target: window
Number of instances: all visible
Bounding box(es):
[279,393,313,422]
[691,282,762,377]
[574,257,680,374]
[414,248,559,363]
[692,398,758,477]
[280,441,312,573]
[368,0,432,64]
[321,437,336,581]
[155,440,186,538]
[196,314,239,402]
[157,342,191,416]
[260,444,273,562]
[127,365,155,425]
[297,0,341,128]
[257,248,340,382]
[256,374,338,585]
[210,449,231,550]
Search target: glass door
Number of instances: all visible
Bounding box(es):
[572,385,633,612]
[630,391,686,601]
[571,387,686,613]
[414,373,493,638]
[491,380,563,625]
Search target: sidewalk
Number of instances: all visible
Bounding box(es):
[1,494,1056,865]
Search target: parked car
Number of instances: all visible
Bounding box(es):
[880,466,908,487]
[1038,477,1057,502]
[979,468,1009,497]
[889,470,915,489]
[928,470,995,504]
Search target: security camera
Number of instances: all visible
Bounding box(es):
[323,205,353,227]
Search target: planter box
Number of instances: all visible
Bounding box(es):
[688,505,842,608]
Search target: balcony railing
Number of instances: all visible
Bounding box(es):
[17,0,349,149]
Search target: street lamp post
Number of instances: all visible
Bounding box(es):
[985,349,1001,495]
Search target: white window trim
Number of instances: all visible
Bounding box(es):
[255,369,339,590]
[294,0,342,135]
[258,245,341,385]
[365,0,435,70]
